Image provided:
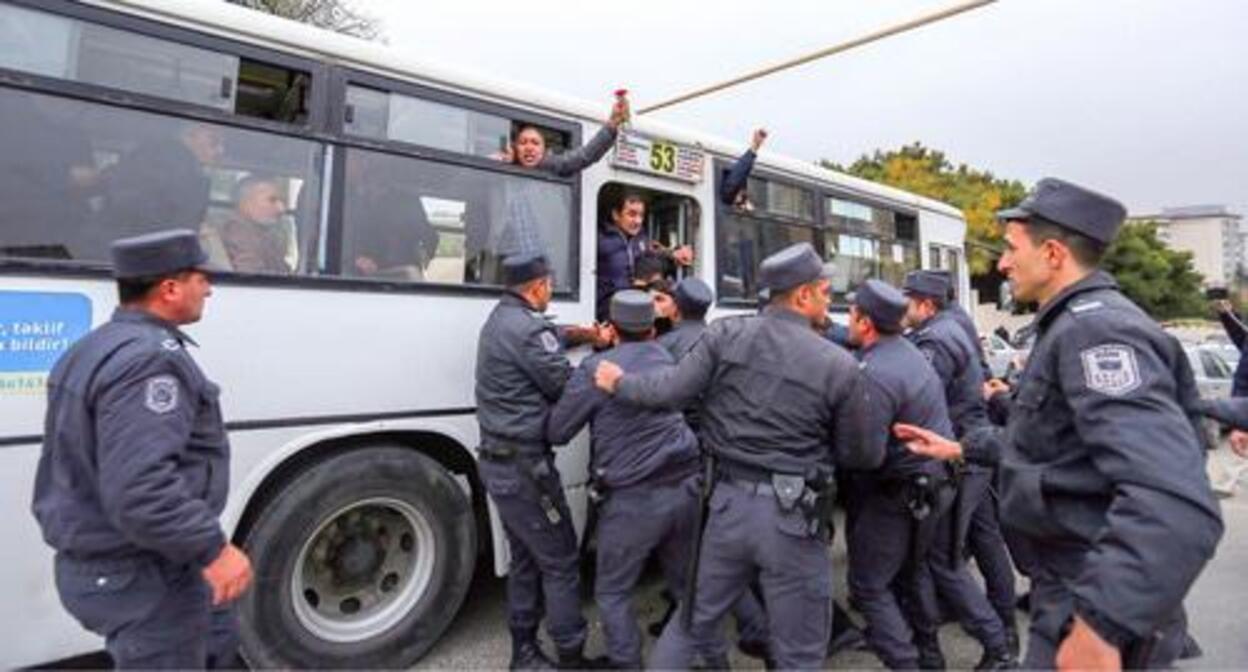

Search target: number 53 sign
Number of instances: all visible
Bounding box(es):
[611,130,705,184]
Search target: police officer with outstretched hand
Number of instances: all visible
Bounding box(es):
[595,242,882,670]
[474,252,603,670]
[32,229,251,669]
[897,178,1224,670]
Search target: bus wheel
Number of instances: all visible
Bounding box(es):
[238,446,476,668]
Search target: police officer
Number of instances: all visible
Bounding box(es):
[932,270,1021,654]
[843,280,956,670]
[547,290,704,669]
[594,242,883,670]
[474,252,600,670]
[903,270,1016,670]
[897,178,1224,669]
[654,277,774,662]
[32,229,252,669]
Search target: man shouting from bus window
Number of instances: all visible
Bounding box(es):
[32,229,251,669]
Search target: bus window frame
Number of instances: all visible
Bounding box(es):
[713,158,825,310]
[820,188,922,305]
[0,0,332,133]
[325,67,585,301]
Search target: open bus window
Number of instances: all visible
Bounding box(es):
[338,148,575,291]
[345,85,525,159]
[0,3,309,124]
[716,176,817,303]
[0,87,324,275]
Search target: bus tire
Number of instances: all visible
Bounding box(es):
[237,445,476,668]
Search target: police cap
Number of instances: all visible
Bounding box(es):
[502,252,552,286]
[759,242,834,293]
[996,177,1127,244]
[903,270,949,300]
[610,289,655,334]
[110,229,212,280]
[673,277,713,316]
[853,279,908,332]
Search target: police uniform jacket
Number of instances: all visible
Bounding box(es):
[859,335,953,480]
[475,292,572,447]
[908,311,991,446]
[658,319,707,361]
[547,341,699,489]
[945,302,990,382]
[32,308,229,566]
[615,306,881,476]
[998,271,1223,646]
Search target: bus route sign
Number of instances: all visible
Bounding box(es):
[611,130,705,184]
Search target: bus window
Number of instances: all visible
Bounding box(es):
[345,85,519,159]
[0,3,309,123]
[0,87,324,274]
[595,184,701,319]
[338,148,575,291]
[824,196,919,302]
[715,174,818,302]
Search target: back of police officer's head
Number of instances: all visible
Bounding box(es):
[112,229,214,325]
[503,252,554,311]
[610,290,656,342]
[996,178,1124,305]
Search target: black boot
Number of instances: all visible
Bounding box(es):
[510,628,555,671]
[915,634,946,671]
[973,647,1018,671]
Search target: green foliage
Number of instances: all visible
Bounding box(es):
[823,143,1027,274]
[226,0,381,40]
[1102,221,1207,319]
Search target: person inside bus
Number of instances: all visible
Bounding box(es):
[205,174,292,275]
[342,152,440,280]
[467,94,632,284]
[95,122,223,253]
[597,192,694,321]
[719,128,768,210]
[0,92,97,260]
[631,254,678,336]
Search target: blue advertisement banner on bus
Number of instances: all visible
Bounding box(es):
[0,291,91,395]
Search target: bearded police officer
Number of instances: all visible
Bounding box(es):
[903,270,1016,669]
[843,280,957,670]
[595,242,882,669]
[474,252,601,670]
[547,290,705,669]
[897,178,1224,669]
[32,229,251,669]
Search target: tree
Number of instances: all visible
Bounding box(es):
[1101,221,1206,319]
[823,143,1027,275]
[226,0,381,40]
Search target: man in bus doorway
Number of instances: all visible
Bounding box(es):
[474,252,605,670]
[597,192,694,321]
[32,229,252,669]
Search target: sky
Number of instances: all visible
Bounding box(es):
[362,0,1248,218]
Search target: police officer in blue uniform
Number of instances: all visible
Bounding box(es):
[594,242,883,670]
[897,178,1224,669]
[903,270,1016,670]
[843,280,957,670]
[547,290,704,669]
[32,229,252,669]
[474,252,601,670]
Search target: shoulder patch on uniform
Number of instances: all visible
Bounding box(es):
[540,330,560,353]
[144,375,180,413]
[1069,301,1104,315]
[1080,344,1141,396]
[161,338,181,351]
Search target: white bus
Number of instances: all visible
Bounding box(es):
[0,0,969,666]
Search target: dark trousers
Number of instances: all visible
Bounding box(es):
[595,477,705,667]
[967,483,1017,628]
[479,454,587,651]
[650,481,832,670]
[848,487,944,669]
[1024,570,1189,669]
[915,470,1008,652]
[54,554,238,669]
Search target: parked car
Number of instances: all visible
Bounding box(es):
[1185,343,1235,400]
[980,333,1017,380]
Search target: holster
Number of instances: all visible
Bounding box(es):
[580,468,607,554]
[794,467,836,543]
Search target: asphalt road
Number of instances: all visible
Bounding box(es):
[417,447,1248,669]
